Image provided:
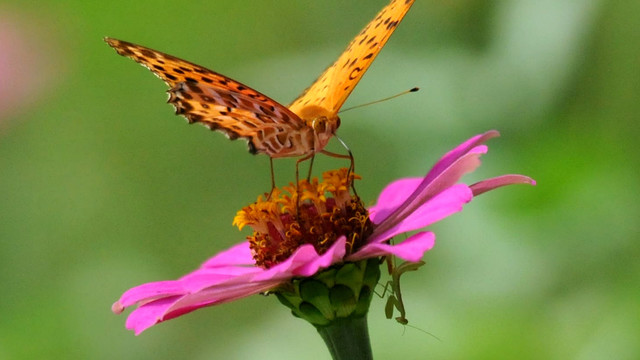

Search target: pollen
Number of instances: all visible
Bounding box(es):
[233,168,373,268]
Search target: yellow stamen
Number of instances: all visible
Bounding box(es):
[234,168,373,268]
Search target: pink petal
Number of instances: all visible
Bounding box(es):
[348,231,435,262]
[161,240,349,320]
[114,241,263,313]
[114,280,185,310]
[201,241,254,267]
[369,178,422,224]
[124,296,182,335]
[294,237,347,276]
[119,270,284,335]
[371,144,488,239]
[470,175,536,196]
[117,237,351,334]
[369,132,498,226]
[162,279,283,319]
[253,237,347,280]
[369,184,472,243]
[424,130,499,185]
[180,266,264,292]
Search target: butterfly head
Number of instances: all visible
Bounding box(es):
[296,105,341,152]
[311,114,340,149]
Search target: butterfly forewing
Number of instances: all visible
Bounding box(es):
[106,38,273,102]
[105,37,306,156]
[288,0,415,118]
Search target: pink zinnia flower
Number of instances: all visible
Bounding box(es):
[112,130,534,334]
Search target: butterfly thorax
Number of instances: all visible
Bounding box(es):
[295,105,341,156]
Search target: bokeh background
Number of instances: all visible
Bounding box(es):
[1,0,638,359]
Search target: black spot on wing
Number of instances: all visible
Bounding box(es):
[140,49,157,59]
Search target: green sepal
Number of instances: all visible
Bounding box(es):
[275,258,381,327]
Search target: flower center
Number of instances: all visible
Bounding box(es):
[233,168,374,268]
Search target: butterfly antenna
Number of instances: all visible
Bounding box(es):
[339,87,419,113]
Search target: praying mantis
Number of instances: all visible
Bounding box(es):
[380,256,426,325]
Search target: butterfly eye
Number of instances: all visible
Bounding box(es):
[312,117,328,133]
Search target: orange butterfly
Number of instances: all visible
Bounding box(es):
[106,0,414,159]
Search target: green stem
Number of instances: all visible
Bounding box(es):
[316,316,373,360]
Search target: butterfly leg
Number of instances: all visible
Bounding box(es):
[306,154,316,181]
[295,154,314,188]
[295,154,314,215]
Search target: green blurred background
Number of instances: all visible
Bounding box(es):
[1,0,638,358]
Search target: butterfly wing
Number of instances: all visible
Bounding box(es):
[288,0,415,118]
[105,37,305,156]
[168,81,311,156]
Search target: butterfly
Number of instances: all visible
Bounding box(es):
[105,0,415,160]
